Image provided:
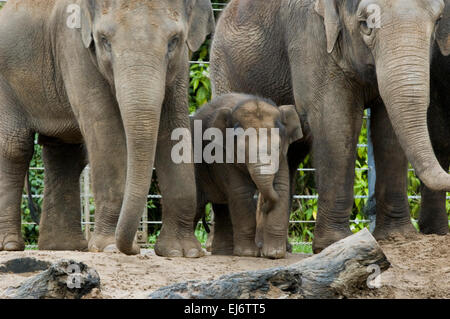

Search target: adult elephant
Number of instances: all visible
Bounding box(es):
[371,1,450,237]
[0,0,214,256]
[210,0,450,252]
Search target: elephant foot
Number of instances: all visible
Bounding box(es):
[233,241,260,257]
[211,240,234,255]
[256,232,292,257]
[205,229,214,253]
[39,235,88,251]
[286,239,293,253]
[262,238,287,259]
[154,231,204,258]
[418,211,449,235]
[312,227,353,254]
[211,247,234,255]
[373,219,418,241]
[88,234,139,254]
[0,233,25,251]
[419,223,449,236]
[211,228,234,256]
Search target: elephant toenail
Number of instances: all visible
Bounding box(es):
[89,245,101,253]
[5,242,21,251]
[185,248,200,258]
[168,250,183,257]
[103,244,119,253]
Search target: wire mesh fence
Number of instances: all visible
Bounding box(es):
[1,0,447,249]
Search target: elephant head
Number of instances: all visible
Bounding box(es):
[315,0,450,191]
[212,97,303,211]
[79,0,214,254]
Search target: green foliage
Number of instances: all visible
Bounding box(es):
[291,243,313,254]
[189,42,211,113]
[21,142,43,245]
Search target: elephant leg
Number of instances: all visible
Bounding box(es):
[86,121,128,253]
[0,120,34,251]
[254,142,307,255]
[371,101,417,240]
[261,159,291,259]
[205,225,214,253]
[227,176,259,257]
[418,98,449,235]
[309,94,364,253]
[154,80,203,258]
[210,204,234,255]
[38,140,88,251]
[154,155,204,257]
[72,95,128,253]
[418,155,450,235]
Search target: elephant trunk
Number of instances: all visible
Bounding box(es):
[248,163,279,211]
[376,23,450,191]
[114,60,166,255]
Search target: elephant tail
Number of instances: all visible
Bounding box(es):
[202,215,211,234]
[25,171,41,225]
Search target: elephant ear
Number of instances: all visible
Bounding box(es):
[279,105,303,145]
[186,0,216,52]
[436,1,450,56]
[314,0,342,54]
[212,107,232,133]
[80,0,96,49]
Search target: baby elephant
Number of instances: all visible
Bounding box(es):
[192,93,303,258]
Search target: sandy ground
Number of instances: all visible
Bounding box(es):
[0,249,307,299]
[356,233,450,299]
[0,233,449,299]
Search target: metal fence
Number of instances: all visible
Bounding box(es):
[2,0,447,248]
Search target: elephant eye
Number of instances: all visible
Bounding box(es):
[100,35,111,52]
[168,36,180,53]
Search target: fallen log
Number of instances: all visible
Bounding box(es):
[149,228,390,299]
[2,259,100,299]
[0,257,51,274]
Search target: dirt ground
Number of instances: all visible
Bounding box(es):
[0,233,449,299]
[356,233,450,299]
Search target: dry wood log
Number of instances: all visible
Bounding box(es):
[2,259,100,299]
[0,257,50,274]
[149,228,390,299]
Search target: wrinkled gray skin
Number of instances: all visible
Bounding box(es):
[372,2,450,237]
[210,0,450,252]
[0,0,215,256]
[192,93,304,259]
[419,44,450,235]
